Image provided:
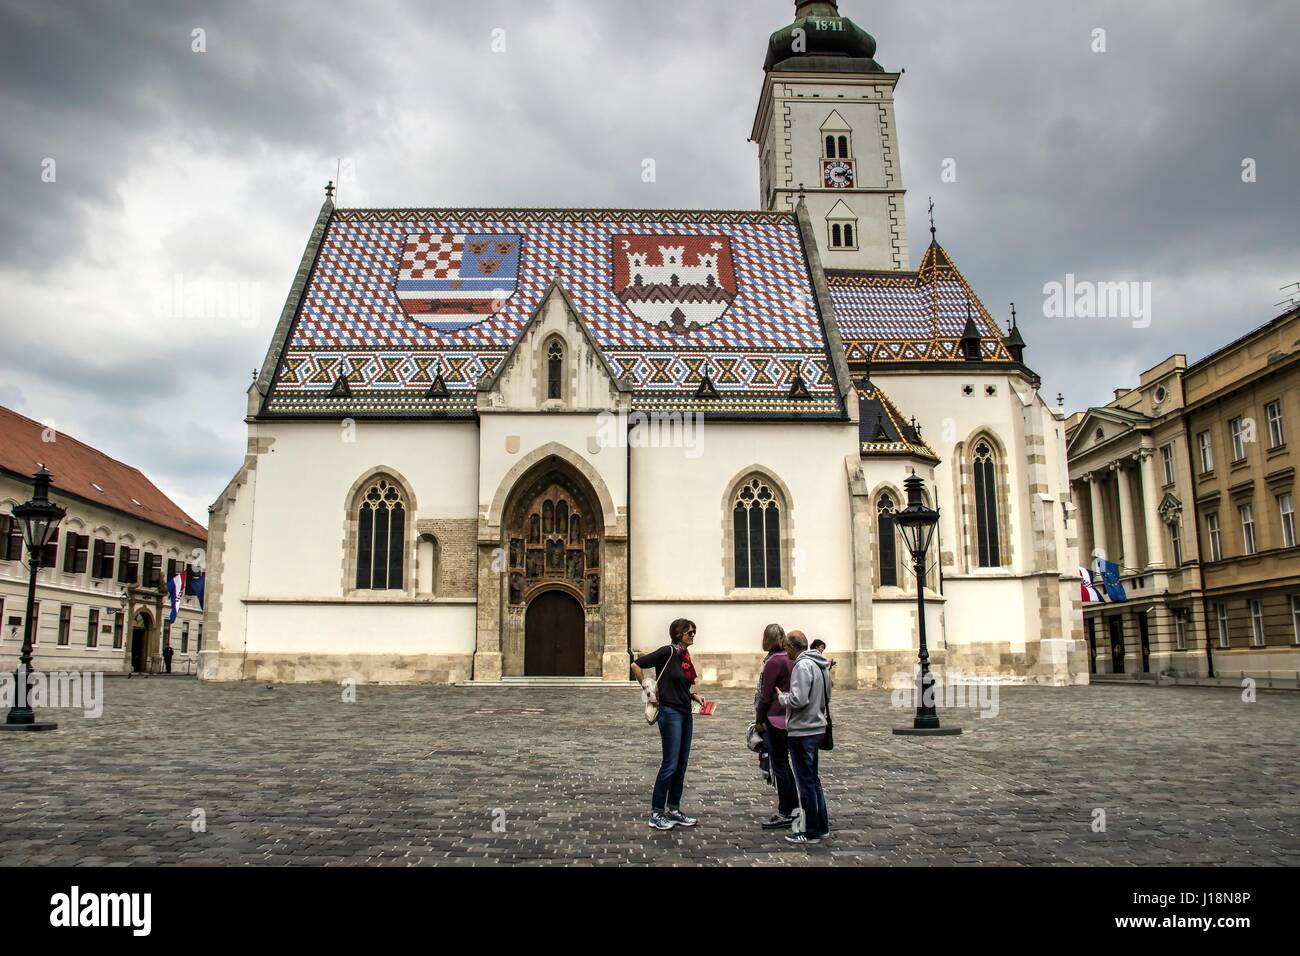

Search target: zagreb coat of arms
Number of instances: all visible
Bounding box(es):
[612,235,737,333]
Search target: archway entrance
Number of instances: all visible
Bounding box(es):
[524,590,585,676]
[131,610,152,673]
[500,456,606,677]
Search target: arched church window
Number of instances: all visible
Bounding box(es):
[843,223,855,247]
[355,477,406,590]
[547,339,564,400]
[877,492,899,588]
[832,223,843,247]
[837,135,850,159]
[973,440,1003,567]
[825,134,836,158]
[732,477,783,589]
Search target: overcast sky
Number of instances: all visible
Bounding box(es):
[1,0,1297,524]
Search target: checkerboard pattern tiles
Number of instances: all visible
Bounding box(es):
[827,243,1012,364]
[400,233,464,279]
[266,209,841,414]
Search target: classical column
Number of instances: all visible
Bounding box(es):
[1137,449,1167,570]
[1112,461,1139,574]
[1087,473,1108,563]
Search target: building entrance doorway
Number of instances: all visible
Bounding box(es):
[1109,618,1125,674]
[524,590,585,676]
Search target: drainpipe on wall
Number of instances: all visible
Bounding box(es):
[1180,382,1215,678]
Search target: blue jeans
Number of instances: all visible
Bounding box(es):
[789,733,829,838]
[652,705,693,812]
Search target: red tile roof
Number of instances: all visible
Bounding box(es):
[0,405,206,542]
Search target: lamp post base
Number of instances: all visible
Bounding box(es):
[893,726,962,736]
[0,721,59,732]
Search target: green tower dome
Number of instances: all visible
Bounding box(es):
[764,1,884,73]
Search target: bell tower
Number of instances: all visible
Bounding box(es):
[751,0,909,272]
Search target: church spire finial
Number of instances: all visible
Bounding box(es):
[325,180,335,201]
[928,196,938,245]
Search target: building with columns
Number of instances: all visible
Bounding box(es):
[1067,306,1300,678]
[201,1,1086,689]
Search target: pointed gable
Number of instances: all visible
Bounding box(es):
[819,109,852,131]
[826,239,1016,366]
[479,283,628,412]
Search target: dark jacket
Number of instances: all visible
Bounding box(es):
[755,651,793,727]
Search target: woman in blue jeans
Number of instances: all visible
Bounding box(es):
[632,618,707,830]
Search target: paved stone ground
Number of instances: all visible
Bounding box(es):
[2,678,1297,866]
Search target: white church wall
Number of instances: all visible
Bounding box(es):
[872,370,1030,575]
[628,419,856,686]
[245,421,479,600]
[244,602,475,660]
[478,413,628,528]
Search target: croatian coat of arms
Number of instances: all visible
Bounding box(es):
[395,231,522,331]
[612,235,737,333]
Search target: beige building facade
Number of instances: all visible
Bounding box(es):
[1067,308,1300,677]
[0,407,207,676]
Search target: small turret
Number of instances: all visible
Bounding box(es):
[960,301,982,362]
[1004,302,1026,364]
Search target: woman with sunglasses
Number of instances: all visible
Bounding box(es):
[631,618,707,830]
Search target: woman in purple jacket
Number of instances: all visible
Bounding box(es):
[754,623,798,830]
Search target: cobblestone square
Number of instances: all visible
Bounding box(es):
[2,678,1297,866]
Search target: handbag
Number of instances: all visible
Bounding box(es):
[817,663,834,752]
[642,645,675,725]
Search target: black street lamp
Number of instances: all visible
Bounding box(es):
[3,467,66,732]
[892,471,961,737]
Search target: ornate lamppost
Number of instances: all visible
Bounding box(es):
[3,467,67,731]
[892,472,961,737]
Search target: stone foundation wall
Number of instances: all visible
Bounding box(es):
[200,645,1086,689]
[209,652,473,685]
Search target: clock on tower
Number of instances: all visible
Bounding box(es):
[822,159,856,188]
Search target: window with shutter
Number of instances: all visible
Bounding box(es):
[0,516,24,561]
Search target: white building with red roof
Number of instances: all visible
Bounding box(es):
[202,1,1085,688]
[0,406,208,675]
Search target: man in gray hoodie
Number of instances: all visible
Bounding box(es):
[777,631,831,844]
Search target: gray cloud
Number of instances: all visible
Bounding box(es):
[1,0,1297,517]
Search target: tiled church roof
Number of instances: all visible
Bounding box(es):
[262,205,845,418]
[855,380,938,462]
[828,241,1015,366]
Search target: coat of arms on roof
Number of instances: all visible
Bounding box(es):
[395,231,523,331]
[612,235,737,333]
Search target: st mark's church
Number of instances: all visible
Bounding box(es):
[201,1,1087,689]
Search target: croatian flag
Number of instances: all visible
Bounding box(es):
[1095,558,1128,603]
[1079,566,1106,603]
[167,570,186,624]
